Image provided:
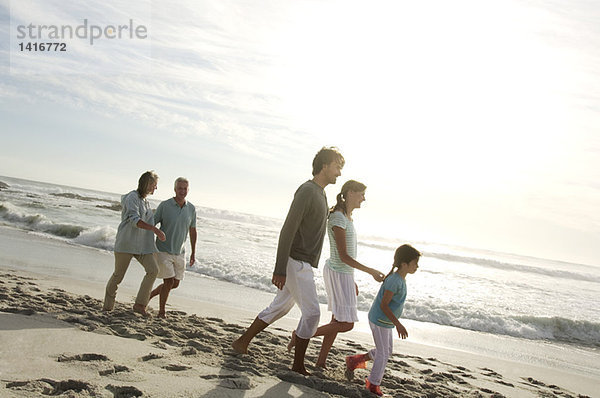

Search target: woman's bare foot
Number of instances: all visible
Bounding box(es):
[157,311,166,319]
[287,330,297,353]
[133,304,151,318]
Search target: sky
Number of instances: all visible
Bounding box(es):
[0,0,598,266]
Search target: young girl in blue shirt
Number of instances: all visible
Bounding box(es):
[345,244,421,397]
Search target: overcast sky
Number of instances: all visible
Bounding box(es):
[1,0,598,266]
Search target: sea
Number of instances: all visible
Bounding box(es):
[1,175,599,354]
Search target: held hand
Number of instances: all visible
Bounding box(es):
[396,323,408,339]
[272,274,286,290]
[371,269,385,282]
[155,228,166,242]
[189,255,196,267]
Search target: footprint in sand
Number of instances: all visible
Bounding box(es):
[163,364,192,371]
[106,384,144,397]
[182,347,198,356]
[140,353,164,361]
[1,308,36,315]
[222,360,264,377]
[200,374,254,390]
[6,378,99,396]
[58,353,110,362]
[187,340,215,353]
[161,337,184,347]
[99,365,131,376]
[151,341,168,350]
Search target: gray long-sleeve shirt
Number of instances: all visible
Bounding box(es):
[114,190,158,254]
[274,180,329,276]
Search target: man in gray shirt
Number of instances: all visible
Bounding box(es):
[232,147,344,376]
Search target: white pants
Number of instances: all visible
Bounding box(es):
[258,257,321,339]
[368,321,393,386]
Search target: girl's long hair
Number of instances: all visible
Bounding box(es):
[330,180,366,216]
[385,244,421,280]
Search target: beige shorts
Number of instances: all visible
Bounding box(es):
[156,252,185,280]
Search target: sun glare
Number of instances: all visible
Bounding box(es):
[264,0,569,195]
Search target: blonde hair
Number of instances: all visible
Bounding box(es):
[136,171,158,198]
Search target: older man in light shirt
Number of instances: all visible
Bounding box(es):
[149,177,197,318]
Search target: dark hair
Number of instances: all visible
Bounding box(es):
[312,146,345,176]
[330,180,366,215]
[385,244,421,279]
[137,171,159,198]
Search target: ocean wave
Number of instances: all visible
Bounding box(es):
[187,259,600,347]
[359,241,600,284]
[0,202,84,239]
[73,226,116,251]
[429,252,600,284]
[402,302,600,347]
[196,206,281,228]
[50,192,121,206]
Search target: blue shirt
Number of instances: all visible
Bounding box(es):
[114,190,158,254]
[368,273,407,328]
[153,198,196,255]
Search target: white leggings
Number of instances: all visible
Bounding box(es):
[258,257,321,339]
[368,321,394,386]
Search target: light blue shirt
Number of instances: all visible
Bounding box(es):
[368,273,407,328]
[325,211,356,274]
[153,198,196,255]
[114,190,158,254]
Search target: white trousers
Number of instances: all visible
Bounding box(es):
[258,257,321,339]
[368,320,394,386]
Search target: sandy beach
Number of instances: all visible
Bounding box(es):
[0,227,597,397]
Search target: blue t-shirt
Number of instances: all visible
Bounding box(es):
[153,198,196,255]
[368,273,407,328]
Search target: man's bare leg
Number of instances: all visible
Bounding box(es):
[149,283,163,301]
[287,330,297,352]
[231,317,268,354]
[292,336,311,376]
[158,277,175,318]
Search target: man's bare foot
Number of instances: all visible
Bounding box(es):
[291,366,311,376]
[157,311,166,319]
[316,362,327,369]
[133,304,151,318]
[231,338,248,354]
[287,330,297,353]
